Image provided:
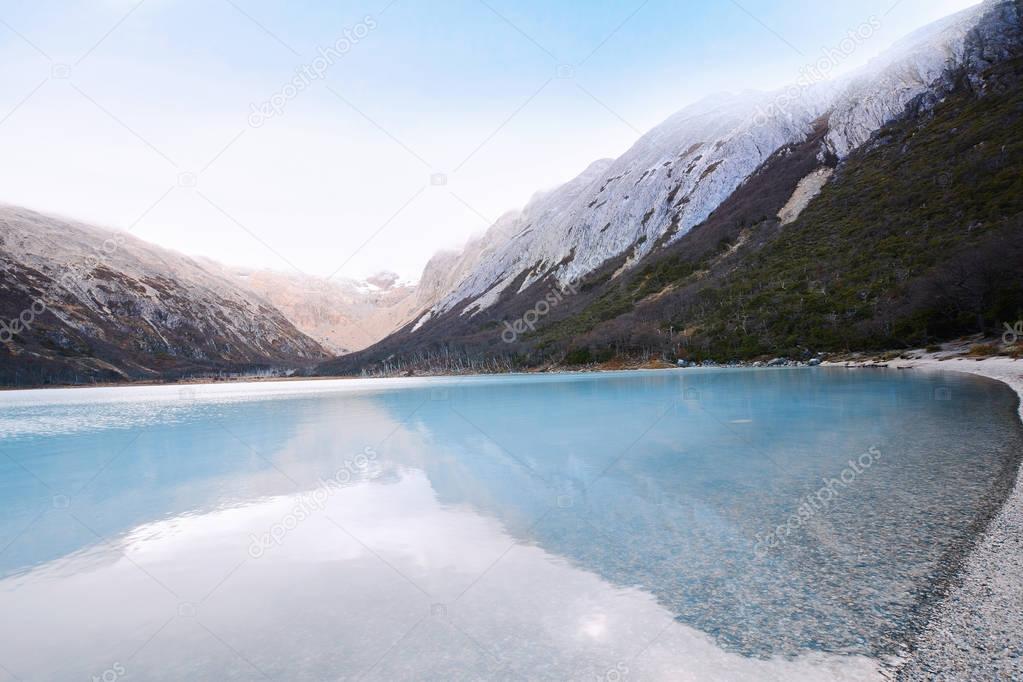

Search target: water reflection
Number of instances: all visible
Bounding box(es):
[0,369,1019,680]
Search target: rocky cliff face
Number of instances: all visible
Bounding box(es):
[401,0,1010,337]
[825,0,1021,157]
[0,205,327,385]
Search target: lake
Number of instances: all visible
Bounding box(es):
[0,368,1020,680]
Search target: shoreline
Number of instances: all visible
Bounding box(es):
[0,359,685,391]
[1,343,1013,392]
[831,356,1023,680]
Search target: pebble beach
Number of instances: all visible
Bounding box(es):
[834,356,1023,680]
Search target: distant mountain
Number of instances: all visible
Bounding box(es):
[322,0,1023,374]
[0,206,329,385]
[209,265,419,355]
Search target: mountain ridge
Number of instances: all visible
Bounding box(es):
[0,205,331,385]
[319,0,1023,375]
[388,1,1001,337]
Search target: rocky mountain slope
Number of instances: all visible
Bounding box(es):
[412,1,998,324]
[0,206,329,385]
[3,1,1019,385]
[322,0,1023,375]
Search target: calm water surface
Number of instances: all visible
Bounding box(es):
[0,368,1020,681]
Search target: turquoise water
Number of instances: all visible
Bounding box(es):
[0,368,1020,680]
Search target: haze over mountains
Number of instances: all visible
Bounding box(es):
[2,0,1021,385]
[211,266,417,356]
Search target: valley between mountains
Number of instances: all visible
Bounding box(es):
[2,0,1021,386]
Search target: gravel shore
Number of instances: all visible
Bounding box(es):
[833,356,1023,680]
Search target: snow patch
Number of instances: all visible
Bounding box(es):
[411,311,433,333]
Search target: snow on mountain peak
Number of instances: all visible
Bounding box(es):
[409,1,1011,328]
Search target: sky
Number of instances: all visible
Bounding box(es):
[0,0,981,282]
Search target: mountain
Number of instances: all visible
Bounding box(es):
[0,205,329,386]
[0,199,523,385]
[321,0,1023,375]
[207,265,419,355]
[2,2,1020,385]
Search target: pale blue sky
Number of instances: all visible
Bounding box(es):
[0,0,980,280]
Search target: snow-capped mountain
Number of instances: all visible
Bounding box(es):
[405,0,1008,332]
[3,0,1020,385]
[0,205,327,384]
